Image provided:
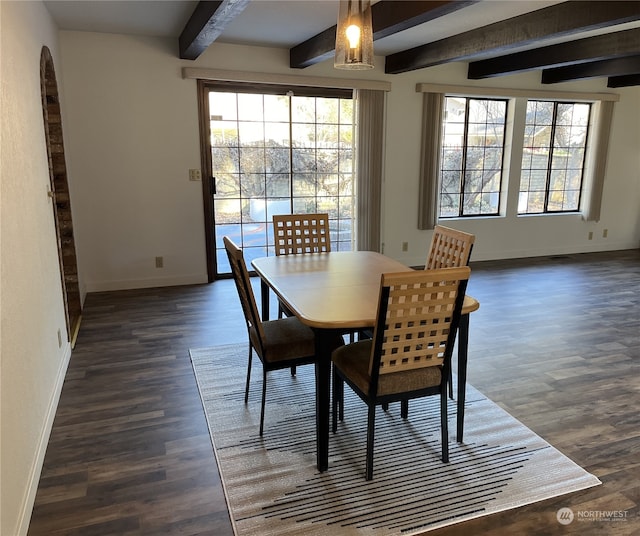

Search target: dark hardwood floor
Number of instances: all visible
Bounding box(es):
[28,250,639,535]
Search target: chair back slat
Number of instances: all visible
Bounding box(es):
[273,213,331,256]
[425,225,475,269]
[223,237,265,345]
[370,267,470,376]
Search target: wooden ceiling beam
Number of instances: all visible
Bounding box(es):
[608,73,640,87]
[469,28,640,79]
[289,0,477,69]
[290,27,336,69]
[179,0,250,60]
[385,1,640,74]
[541,55,640,84]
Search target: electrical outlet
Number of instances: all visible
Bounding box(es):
[402,242,408,252]
[602,229,608,238]
[57,329,62,348]
[588,231,593,240]
[155,256,164,268]
[189,169,202,181]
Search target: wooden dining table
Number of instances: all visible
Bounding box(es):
[252,250,479,472]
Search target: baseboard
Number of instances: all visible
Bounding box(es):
[401,242,638,267]
[70,314,82,349]
[85,273,208,293]
[16,343,72,536]
[470,241,638,262]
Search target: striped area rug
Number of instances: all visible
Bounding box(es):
[190,344,600,535]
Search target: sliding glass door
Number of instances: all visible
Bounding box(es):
[202,84,355,276]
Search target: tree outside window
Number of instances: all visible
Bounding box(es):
[439,97,507,218]
[208,89,354,275]
[519,100,591,214]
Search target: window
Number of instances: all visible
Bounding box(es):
[439,97,508,218]
[519,101,591,214]
[419,84,610,225]
[206,85,355,275]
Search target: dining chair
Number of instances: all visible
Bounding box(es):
[425,225,475,400]
[224,236,343,436]
[271,212,359,349]
[331,266,471,480]
[425,224,475,270]
[273,213,331,257]
[373,224,476,407]
[272,213,332,327]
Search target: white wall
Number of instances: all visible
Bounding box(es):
[382,63,640,264]
[1,7,638,533]
[0,2,72,535]
[59,33,640,291]
[59,33,208,292]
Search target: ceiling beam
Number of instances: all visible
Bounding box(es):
[469,28,640,79]
[385,1,640,74]
[541,55,640,84]
[290,27,336,69]
[179,0,250,60]
[608,73,640,87]
[289,0,477,69]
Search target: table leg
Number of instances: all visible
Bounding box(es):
[314,328,333,472]
[457,313,470,442]
[260,279,270,321]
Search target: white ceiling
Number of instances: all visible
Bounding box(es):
[44,0,575,57]
[43,1,199,39]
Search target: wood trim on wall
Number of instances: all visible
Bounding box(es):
[183,67,392,92]
[416,83,620,102]
[40,46,82,344]
[197,79,216,282]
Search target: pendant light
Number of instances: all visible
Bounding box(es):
[334,0,374,70]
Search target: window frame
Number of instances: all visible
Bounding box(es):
[416,83,615,226]
[438,96,509,219]
[198,80,356,278]
[518,99,592,216]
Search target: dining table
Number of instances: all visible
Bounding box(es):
[251,250,479,472]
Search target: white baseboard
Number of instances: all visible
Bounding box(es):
[401,241,638,267]
[470,241,638,262]
[16,343,72,536]
[85,273,208,293]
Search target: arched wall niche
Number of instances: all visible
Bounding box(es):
[40,46,82,345]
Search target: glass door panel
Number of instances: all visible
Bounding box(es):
[208,90,354,276]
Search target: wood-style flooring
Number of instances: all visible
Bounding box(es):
[28,249,640,535]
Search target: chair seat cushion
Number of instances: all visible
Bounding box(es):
[251,317,343,364]
[332,339,442,396]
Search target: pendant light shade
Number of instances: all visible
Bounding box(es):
[334,0,374,70]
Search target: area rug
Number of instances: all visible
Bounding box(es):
[189,344,600,536]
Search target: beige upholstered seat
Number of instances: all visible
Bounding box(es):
[331,267,471,480]
[273,213,331,256]
[224,236,343,436]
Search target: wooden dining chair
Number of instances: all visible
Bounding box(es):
[224,236,343,436]
[272,213,331,323]
[331,266,471,480]
[425,225,475,400]
[273,213,331,256]
[425,224,475,270]
[375,224,476,409]
[271,212,359,349]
